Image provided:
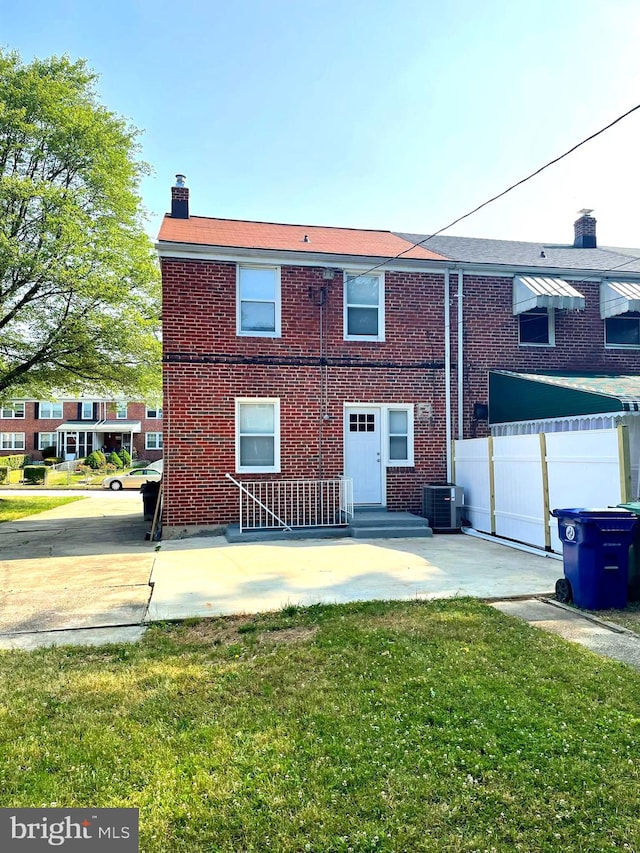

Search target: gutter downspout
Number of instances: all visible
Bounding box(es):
[444,268,452,482]
[457,270,464,440]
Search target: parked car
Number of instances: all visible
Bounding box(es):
[102,468,162,491]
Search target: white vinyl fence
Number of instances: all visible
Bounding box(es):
[454,426,630,553]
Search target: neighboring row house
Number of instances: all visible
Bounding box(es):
[0,399,164,463]
[157,177,640,537]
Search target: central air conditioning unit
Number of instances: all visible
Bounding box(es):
[423,484,464,531]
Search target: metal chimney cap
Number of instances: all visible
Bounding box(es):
[577,208,594,216]
[175,174,187,187]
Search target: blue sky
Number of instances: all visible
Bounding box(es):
[2,0,640,246]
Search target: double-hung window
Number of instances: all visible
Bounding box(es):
[115,402,128,419]
[146,406,163,418]
[605,312,640,347]
[80,401,94,420]
[235,399,280,473]
[518,308,554,346]
[237,265,281,336]
[387,406,414,466]
[344,272,385,341]
[145,432,163,450]
[39,402,63,419]
[1,432,25,450]
[38,432,57,451]
[1,402,25,418]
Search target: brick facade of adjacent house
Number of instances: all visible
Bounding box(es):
[0,401,163,462]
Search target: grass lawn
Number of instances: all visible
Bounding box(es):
[0,495,85,522]
[1,599,639,852]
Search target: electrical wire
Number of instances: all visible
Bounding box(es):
[356,101,640,279]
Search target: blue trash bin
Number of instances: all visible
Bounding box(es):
[552,508,638,610]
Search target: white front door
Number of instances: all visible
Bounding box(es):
[344,408,383,504]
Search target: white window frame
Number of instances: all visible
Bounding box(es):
[145,432,163,450]
[38,432,57,451]
[80,401,94,420]
[145,406,163,419]
[235,398,281,474]
[518,307,555,347]
[387,405,414,467]
[39,401,63,419]
[1,432,25,450]
[236,264,281,338]
[1,402,25,418]
[343,271,385,342]
[115,402,128,419]
[604,313,640,349]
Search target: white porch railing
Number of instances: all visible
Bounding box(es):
[225,474,354,532]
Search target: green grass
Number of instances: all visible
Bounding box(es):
[0,495,85,522]
[1,599,639,852]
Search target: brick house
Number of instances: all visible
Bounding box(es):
[0,399,163,463]
[158,179,640,536]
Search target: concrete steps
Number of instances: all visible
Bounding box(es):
[349,508,432,539]
[225,508,432,543]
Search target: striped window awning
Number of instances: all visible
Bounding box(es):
[600,281,640,318]
[512,276,586,315]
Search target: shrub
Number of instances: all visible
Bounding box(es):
[0,468,8,484]
[75,464,93,480]
[43,457,61,467]
[41,446,57,460]
[23,466,47,485]
[95,450,107,466]
[0,454,29,470]
[85,451,104,470]
[103,463,117,474]
[109,451,123,468]
[121,448,131,466]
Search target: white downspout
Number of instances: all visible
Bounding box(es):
[457,270,464,440]
[444,268,452,482]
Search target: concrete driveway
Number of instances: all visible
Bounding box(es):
[0,490,153,643]
[0,489,563,649]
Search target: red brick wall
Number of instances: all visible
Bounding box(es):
[162,259,640,530]
[0,401,163,462]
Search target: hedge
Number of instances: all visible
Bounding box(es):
[0,454,29,470]
[0,468,8,484]
[23,466,47,485]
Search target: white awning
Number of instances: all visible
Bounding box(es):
[56,420,142,433]
[512,276,586,315]
[600,281,640,318]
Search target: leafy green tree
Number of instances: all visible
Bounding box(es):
[0,50,161,399]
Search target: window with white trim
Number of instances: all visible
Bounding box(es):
[80,401,94,420]
[344,272,385,341]
[145,432,163,450]
[115,402,128,419]
[39,432,57,450]
[1,402,25,418]
[387,406,414,466]
[39,402,63,419]
[605,312,640,347]
[518,308,554,346]
[235,399,280,473]
[145,406,163,418]
[1,432,25,450]
[237,265,281,336]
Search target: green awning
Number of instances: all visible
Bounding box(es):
[489,371,640,424]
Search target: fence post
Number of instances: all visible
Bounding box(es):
[488,435,496,534]
[617,424,632,503]
[539,432,551,550]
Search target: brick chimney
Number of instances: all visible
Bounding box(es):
[573,209,596,248]
[171,174,189,219]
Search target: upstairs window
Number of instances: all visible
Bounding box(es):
[146,406,163,418]
[39,402,63,419]
[235,399,280,473]
[115,402,128,419]
[237,265,281,337]
[605,312,640,348]
[344,272,384,341]
[80,401,94,420]
[1,402,25,418]
[518,308,554,346]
